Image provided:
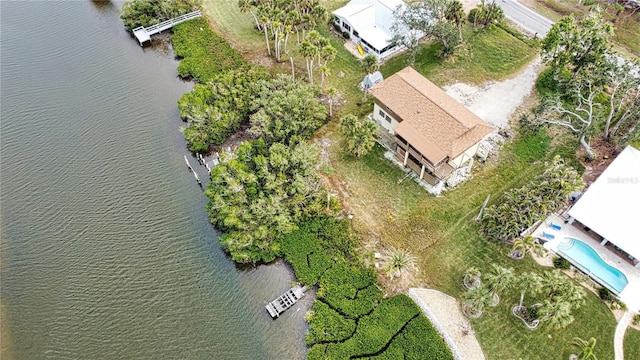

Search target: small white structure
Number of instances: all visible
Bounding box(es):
[567,145,640,267]
[332,0,410,60]
[360,71,384,90]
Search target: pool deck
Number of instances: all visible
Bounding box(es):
[533,214,640,312]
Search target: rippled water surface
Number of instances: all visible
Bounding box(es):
[0,2,309,359]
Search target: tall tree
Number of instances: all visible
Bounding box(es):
[601,57,640,142]
[536,68,602,160]
[391,0,463,59]
[361,55,379,100]
[300,41,317,84]
[541,9,614,75]
[206,139,325,263]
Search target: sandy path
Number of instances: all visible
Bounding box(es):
[444,56,542,129]
[614,311,633,360]
[409,288,486,360]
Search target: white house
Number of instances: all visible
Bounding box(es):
[567,145,640,267]
[332,0,410,60]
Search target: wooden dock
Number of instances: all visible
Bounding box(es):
[266,285,307,318]
[132,11,202,45]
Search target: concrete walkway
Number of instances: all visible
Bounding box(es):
[614,311,634,360]
[409,288,485,360]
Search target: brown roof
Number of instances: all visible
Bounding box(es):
[370,67,493,162]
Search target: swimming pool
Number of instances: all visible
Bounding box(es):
[557,238,629,294]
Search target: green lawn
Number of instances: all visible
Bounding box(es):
[625,328,640,360]
[382,24,538,86]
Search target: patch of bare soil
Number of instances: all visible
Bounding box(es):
[578,137,620,185]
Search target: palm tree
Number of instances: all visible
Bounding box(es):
[511,235,544,260]
[463,286,493,318]
[463,267,482,289]
[382,247,417,280]
[539,299,575,329]
[515,272,542,310]
[260,15,272,56]
[319,65,330,90]
[360,55,379,97]
[483,264,515,305]
[326,87,338,117]
[238,0,261,30]
[444,0,466,40]
[300,40,317,84]
[572,337,598,360]
[540,270,586,310]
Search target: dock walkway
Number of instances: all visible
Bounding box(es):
[266,285,307,318]
[133,11,201,45]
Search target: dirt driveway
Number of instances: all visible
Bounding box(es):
[444,56,542,129]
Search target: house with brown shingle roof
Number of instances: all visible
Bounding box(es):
[369,66,494,185]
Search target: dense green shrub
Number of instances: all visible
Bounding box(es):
[171,18,245,83]
[318,262,382,318]
[248,75,328,146]
[553,257,571,270]
[482,156,583,242]
[279,226,332,285]
[119,0,201,32]
[305,301,357,345]
[599,287,614,302]
[206,139,325,263]
[279,217,356,285]
[178,66,268,151]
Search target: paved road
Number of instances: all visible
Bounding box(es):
[500,0,554,37]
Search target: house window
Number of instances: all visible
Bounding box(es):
[378,109,385,118]
[385,115,392,123]
[353,30,359,37]
[342,22,351,32]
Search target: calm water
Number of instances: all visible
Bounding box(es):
[0,2,310,359]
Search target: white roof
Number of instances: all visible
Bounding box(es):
[333,0,406,51]
[568,146,640,260]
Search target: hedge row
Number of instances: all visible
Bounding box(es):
[171,18,244,83]
[307,295,447,359]
[318,262,382,319]
[367,315,453,359]
[279,217,356,285]
[306,300,357,345]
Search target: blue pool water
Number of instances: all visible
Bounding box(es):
[558,238,629,293]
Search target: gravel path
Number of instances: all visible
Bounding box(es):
[444,56,542,129]
[409,288,485,360]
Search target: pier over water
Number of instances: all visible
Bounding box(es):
[133,11,201,45]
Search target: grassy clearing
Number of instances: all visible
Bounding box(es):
[382,24,538,86]
[625,328,640,360]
